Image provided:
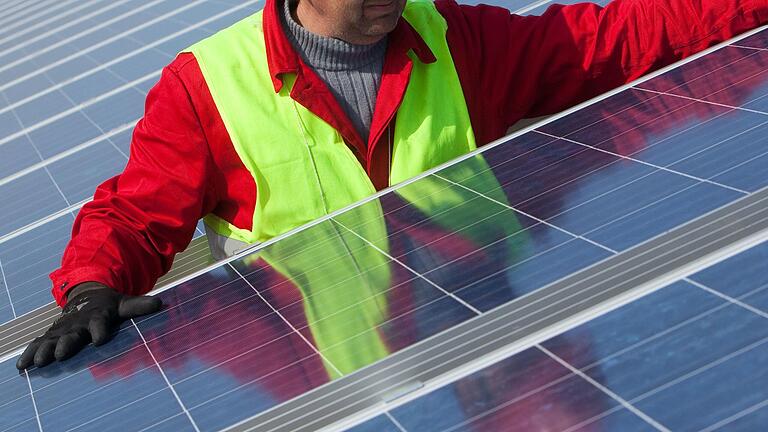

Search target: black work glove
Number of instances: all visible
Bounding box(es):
[16,283,162,370]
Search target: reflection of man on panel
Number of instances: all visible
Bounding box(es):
[17,0,768,369]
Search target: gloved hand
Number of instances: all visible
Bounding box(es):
[16,283,162,370]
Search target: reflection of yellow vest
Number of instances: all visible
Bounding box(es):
[185,0,526,378]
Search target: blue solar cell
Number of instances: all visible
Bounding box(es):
[538,243,768,430]
[28,111,102,159]
[46,141,127,203]
[644,45,768,113]
[0,214,73,319]
[41,54,101,87]
[81,88,146,132]
[387,347,643,431]
[587,182,742,251]
[26,324,196,432]
[109,52,169,83]
[346,415,402,432]
[2,73,53,106]
[0,110,21,138]
[0,136,39,179]
[0,361,38,431]
[737,28,768,49]
[0,170,68,238]
[61,69,127,105]
[13,91,73,127]
[154,29,213,56]
[689,241,768,311]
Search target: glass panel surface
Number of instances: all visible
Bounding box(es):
[541,241,768,431]
[387,347,652,432]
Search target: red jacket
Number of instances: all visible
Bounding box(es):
[50,0,768,305]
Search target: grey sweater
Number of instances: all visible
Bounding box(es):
[280,0,387,143]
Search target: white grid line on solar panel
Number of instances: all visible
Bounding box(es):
[136,412,188,432]
[557,405,626,432]
[253,195,768,431]
[0,0,202,76]
[0,0,69,31]
[132,319,201,432]
[0,0,169,58]
[0,92,74,212]
[699,398,768,432]
[636,86,768,116]
[230,263,345,377]
[384,411,409,432]
[537,345,670,431]
[636,48,768,104]
[0,0,252,92]
[0,0,108,50]
[24,369,43,432]
[0,257,15,319]
[0,0,114,52]
[686,277,768,320]
[730,44,768,51]
[547,48,765,141]
[433,173,619,253]
[0,201,86,247]
[31,56,134,161]
[0,5,256,152]
[0,124,134,188]
[333,219,484,315]
[535,129,752,194]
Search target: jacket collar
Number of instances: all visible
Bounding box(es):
[263,0,436,92]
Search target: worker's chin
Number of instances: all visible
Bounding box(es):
[360,16,399,39]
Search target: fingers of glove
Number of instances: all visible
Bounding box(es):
[89,313,114,346]
[118,295,162,319]
[33,339,58,368]
[54,328,91,361]
[16,338,43,370]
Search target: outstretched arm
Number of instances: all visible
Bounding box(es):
[49,59,220,306]
[439,0,768,144]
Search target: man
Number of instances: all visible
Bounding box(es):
[16,0,768,370]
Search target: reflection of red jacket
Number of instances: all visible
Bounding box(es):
[50,0,768,305]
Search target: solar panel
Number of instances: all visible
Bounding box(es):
[0,1,767,432]
[342,240,768,432]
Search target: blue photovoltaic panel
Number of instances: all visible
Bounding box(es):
[0,0,262,324]
[2,25,767,428]
[0,2,767,432]
[0,214,75,320]
[359,240,768,432]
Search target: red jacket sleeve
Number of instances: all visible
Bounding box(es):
[49,58,220,306]
[438,0,768,145]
